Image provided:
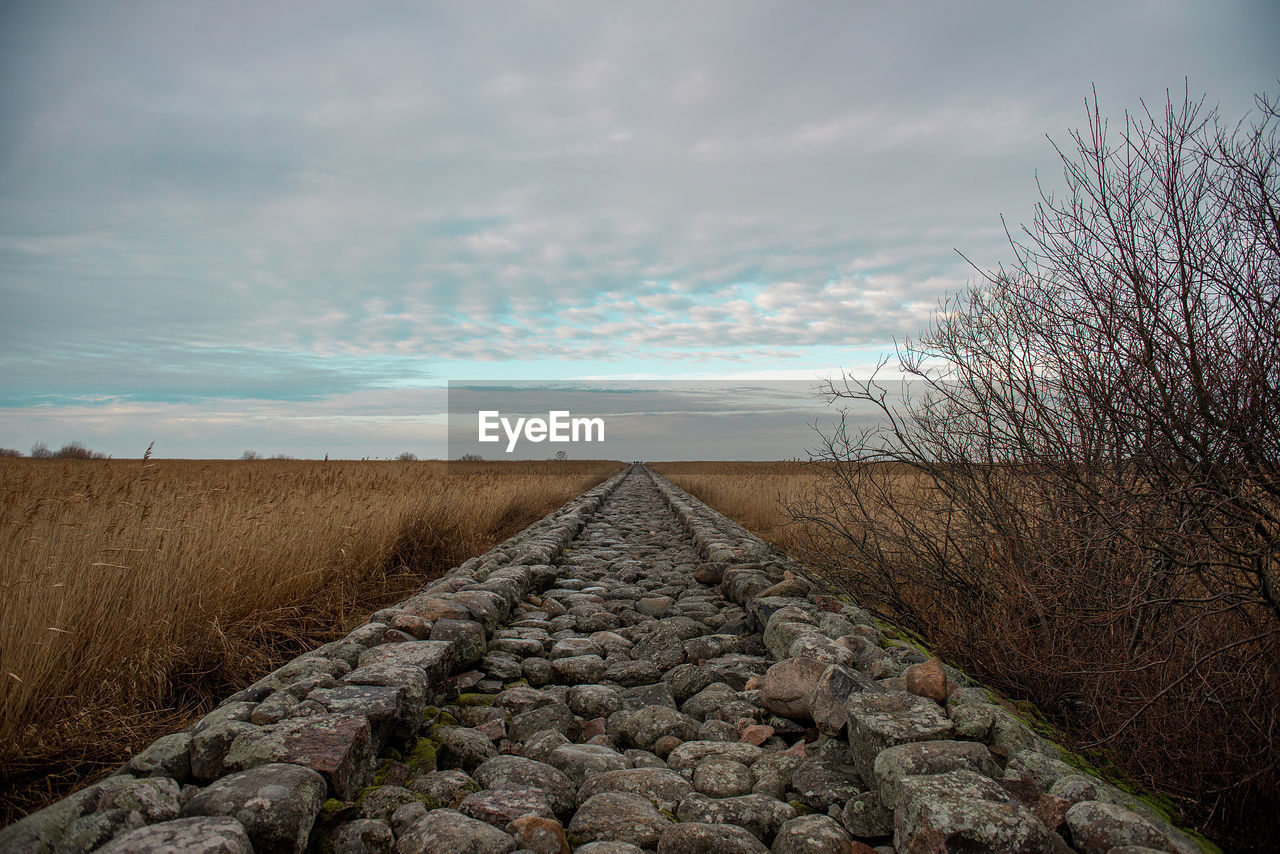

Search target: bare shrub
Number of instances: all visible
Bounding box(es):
[0,448,21,458]
[789,87,1280,849]
[53,442,106,459]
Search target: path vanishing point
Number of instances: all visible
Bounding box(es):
[0,466,1205,854]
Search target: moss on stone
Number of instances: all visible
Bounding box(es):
[407,736,439,773]
[788,800,814,815]
[318,798,350,820]
[456,692,495,706]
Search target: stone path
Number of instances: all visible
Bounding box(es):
[0,466,1204,854]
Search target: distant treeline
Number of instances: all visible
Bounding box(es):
[0,442,108,459]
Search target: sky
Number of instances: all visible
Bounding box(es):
[1,1,1276,459]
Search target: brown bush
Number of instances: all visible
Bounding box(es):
[781,87,1280,851]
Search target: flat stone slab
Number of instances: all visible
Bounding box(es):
[845,690,954,782]
[181,762,326,854]
[97,817,253,853]
[894,769,1056,854]
[357,640,456,683]
[223,713,373,800]
[397,808,516,854]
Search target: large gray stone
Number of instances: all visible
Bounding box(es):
[357,640,456,685]
[1065,801,1195,854]
[0,774,162,853]
[547,744,629,786]
[567,793,672,849]
[95,776,181,823]
[566,684,624,718]
[576,767,694,813]
[894,769,1055,854]
[222,713,373,800]
[666,740,764,771]
[662,664,717,703]
[458,787,556,828]
[331,819,395,854]
[396,808,516,854]
[809,664,882,737]
[630,625,687,670]
[845,691,954,782]
[121,732,193,782]
[771,814,853,854]
[97,817,253,853]
[181,762,326,854]
[473,755,576,816]
[430,619,487,669]
[675,792,797,844]
[788,758,865,811]
[602,659,662,688]
[308,683,417,748]
[761,657,828,721]
[615,705,700,752]
[509,702,580,742]
[692,759,754,798]
[190,719,258,781]
[840,791,893,838]
[657,822,768,854]
[680,682,738,720]
[406,768,480,808]
[550,654,607,684]
[873,740,1000,808]
[749,752,804,801]
[433,725,498,772]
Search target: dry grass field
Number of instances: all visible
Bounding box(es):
[649,461,818,555]
[0,457,622,821]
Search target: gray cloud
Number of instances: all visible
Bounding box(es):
[1,0,1277,453]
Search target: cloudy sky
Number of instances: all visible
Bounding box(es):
[1,2,1276,458]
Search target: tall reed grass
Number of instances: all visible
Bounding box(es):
[0,458,621,820]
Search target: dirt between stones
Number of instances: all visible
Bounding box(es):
[0,466,1202,854]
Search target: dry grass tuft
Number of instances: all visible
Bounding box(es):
[0,457,622,821]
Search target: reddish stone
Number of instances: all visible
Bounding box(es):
[904,657,949,703]
[744,675,764,691]
[580,717,607,741]
[223,713,373,800]
[390,614,433,639]
[357,640,456,684]
[850,842,879,854]
[383,760,409,786]
[507,815,570,854]
[653,735,682,758]
[402,597,471,622]
[998,774,1041,806]
[813,595,845,613]
[785,739,806,757]
[475,718,506,740]
[382,629,417,643]
[761,657,828,719]
[1035,794,1071,831]
[460,787,556,828]
[738,725,774,746]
